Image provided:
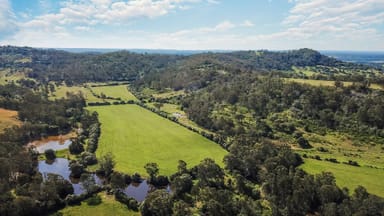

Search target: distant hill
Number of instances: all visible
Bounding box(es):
[0,46,380,86]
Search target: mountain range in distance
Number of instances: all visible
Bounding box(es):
[56,48,384,64]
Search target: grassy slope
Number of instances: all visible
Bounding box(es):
[51,85,101,102]
[301,159,384,197]
[0,69,27,85]
[152,89,185,99]
[0,108,21,131]
[90,85,138,101]
[286,78,383,90]
[88,104,227,176]
[56,193,139,216]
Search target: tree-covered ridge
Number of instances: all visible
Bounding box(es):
[1,46,381,86]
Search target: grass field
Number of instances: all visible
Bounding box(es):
[286,78,383,90]
[56,193,139,216]
[50,85,101,102]
[152,89,185,99]
[0,69,27,85]
[301,159,384,197]
[0,108,21,131]
[90,85,138,101]
[147,102,212,135]
[88,104,227,176]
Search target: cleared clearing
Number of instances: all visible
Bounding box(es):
[50,85,101,102]
[88,104,227,176]
[90,85,138,101]
[56,193,139,216]
[286,78,383,90]
[301,158,384,197]
[0,108,21,131]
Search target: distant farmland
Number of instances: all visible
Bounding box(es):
[88,104,227,176]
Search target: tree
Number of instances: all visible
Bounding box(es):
[80,173,99,194]
[144,162,159,183]
[69,161,84,178]
[172,200,192,216]
[141,189,173,216]
[196,158,225,188]
[110,172,126,190]
[98,152,115,177]
[69,138,84,155]
[177,160,188,174]
[171,173,193,198]
[297,137,312,149]
[44,149,56,161]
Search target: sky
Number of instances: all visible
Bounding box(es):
[0,0,383,50]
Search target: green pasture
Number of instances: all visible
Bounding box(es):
[88,104,227,176]
[55,193,139,216]
[50,85,101,102]
[301,158,384,197]
[90,85,138,101]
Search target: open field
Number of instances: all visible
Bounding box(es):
[88,104,227,176]
[0,69,27,85]
[90,85,138,101]
[152,89,185,99]
[295,130,384,197]
[295,132,384,169]
[50,85,102,102]
[55,193,139,216]
[301,158,384,197]
[147,102,212,134]
[0,108,21,131]
[286,78,384,90]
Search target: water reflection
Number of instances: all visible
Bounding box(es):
[35,139,72,153]
[39,158,84,194]
[38,158,170,200]
[123,180,171,202]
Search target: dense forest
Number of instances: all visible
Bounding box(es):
[0,46,384,215]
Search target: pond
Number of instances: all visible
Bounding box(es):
[38,158,169,201]
[38,158,86,195]
[123,181,171,202]
[28,135,73,153]
[35,139,72,153]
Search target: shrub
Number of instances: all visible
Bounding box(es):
[297,137,312,149]
[86,195,102,206]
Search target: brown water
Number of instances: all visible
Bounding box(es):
[28,134,75,153]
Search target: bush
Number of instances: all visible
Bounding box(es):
[297,137,312,149]
[86,195,102,206]
[81,152,97,165]
[131,173,142,183]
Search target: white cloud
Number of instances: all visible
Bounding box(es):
[282,0,384,39]
[0,0,18,39]
[74,26,92,32]
[241,20,254,27]
[213,21,235,31]
[207,0,220,4]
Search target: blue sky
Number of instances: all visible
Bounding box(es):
[0,0,383,50]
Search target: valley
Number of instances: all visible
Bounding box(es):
[1,46,384,216]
